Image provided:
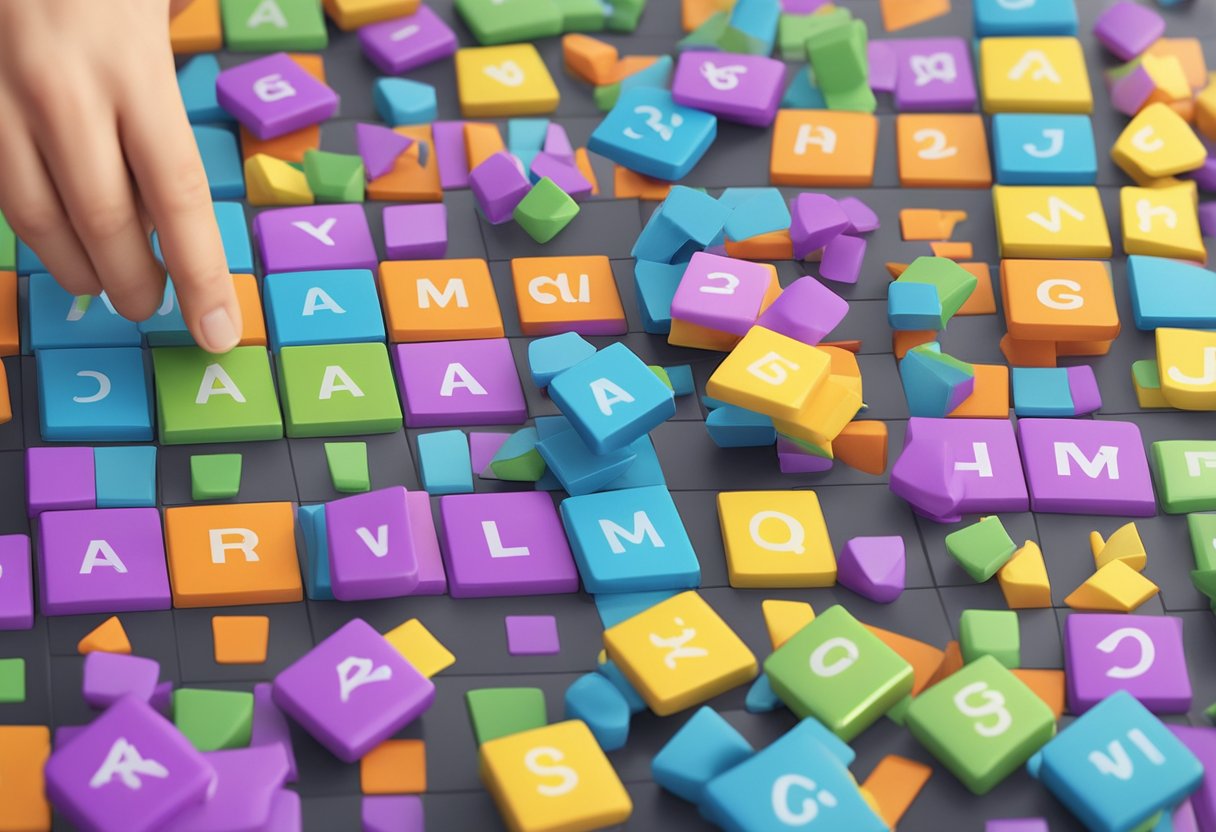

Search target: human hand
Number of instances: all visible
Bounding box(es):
[0,0,242,352]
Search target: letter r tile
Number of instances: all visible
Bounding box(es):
[164,502,302,608]
[437,492,579,598]
[38,508,171,616]
[1017,419,1156,516]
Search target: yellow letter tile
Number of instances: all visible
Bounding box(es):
[718,491,836,588]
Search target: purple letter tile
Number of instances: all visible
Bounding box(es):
[272,618,434,763]
[358,7,457,75]
[254,204,378,274]
[1017,418,1156,516]
[437,491,579,598]
[45,696,215,832]
[216,53,339,140]
[164,745,291,832]
[27,446,95,517]
[325,486,420,601]
[670,252,775,335]
[394,339,527,427]
[1065,613,1191,714]
[0,534,33,630]
[38,508,171,616]
[671,52,785,127]
[894,39,977,112]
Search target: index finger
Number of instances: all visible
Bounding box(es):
[119,65,241,353]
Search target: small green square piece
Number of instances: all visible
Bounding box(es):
[945,516,1017,582]
[896,256,980,328]
[1152,440,1216,514]
[514,178,580,244]
[325,441,370,493]
[764,605,913,741]
[959,609,1020,669]
[907,655,1055,795]
[1132,359,1162,395]
[0,209,14,271]
[465,687,547,745]
[152,346,284,444]
[278,343,403,438]
[174,688,254,751]
[191,453,243,501]
[0,658,26,703]
[454,0,563,45]
[303,150,365,204]
[221,0,328,50]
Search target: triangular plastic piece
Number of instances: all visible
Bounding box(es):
[925,640,963,688]
[864,625,944,697]
[356,122,415,181]
[833,420,888,475]
[1011,668,1065,719]
[77,616,132,655]
[1089,522,1147,571]
[997,541,1052,609]
[1064,560,1159,612]
[761,599,815,650]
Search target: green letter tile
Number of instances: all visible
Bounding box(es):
[959,609,1020,669]
[945,516,1016,582]
[907,655,1055,795]
[764,605,913,741]
[324,441,370,493]
[152,346,283,445]
[465,687,547,745]
[191,453,243,501]
[173,688,254,751]
[0,658,25,703]
[278,343,403,438]
[1151,440,1216,514]
[221,0,328,51]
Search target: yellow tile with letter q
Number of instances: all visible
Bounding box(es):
[718,490,836,588]
[1111,102,1207,182]
[705,327,831,422]
[1121,183,1207,261]
[980,37,1092,114]
[1156,327,1216,411]
[993,186,1111,258]
[479,720,632,832]
[602,591,758,717]
[455,44,559,118]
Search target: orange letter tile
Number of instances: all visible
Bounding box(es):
[380,259,505,342]
[1000,259,1120,342]
[0,725,50,832]
[896,114,992,188]
[511,256,626,337]
[771,110,879,187]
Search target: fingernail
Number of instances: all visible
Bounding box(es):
[199,307,239,353]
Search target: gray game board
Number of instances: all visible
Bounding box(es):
[4,1,1216,830]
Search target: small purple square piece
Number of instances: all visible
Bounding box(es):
[671,252,775,335]
[530,153,594,201]
[325,486,420,601]
[470,152,532,225]
[1110,65,1155,116]
[438,491,579,598]
[39,508,172,616]
[273,618,435,763]
[27,446,95,517]
[790,193,849,260]
[819,233,866,285]
[252,683,297,783]
[394,339,527,428]
[1065,613,1191,714]
[505,615,561,655]
[894,39,977,112]
[362,795,424,832]
[82,652,160,710]
[836,536,905,603]
[868,41,898,93]
[1094,1,1166,62]
[1017,418,1156,516]
[164,745,291,832]
[254,204,378,274]
[1065,365,1101,415]
[45,696,215,832]
[757,276,848,346]
[0,534,33,630]
[671,51,785,127]
[216,52,339,141]
[986,821,1048,832]
[432,121,470,190]
[544,123,575,163]
[384,203,447,259]
[838,196,880,234]
[358,6,457,74]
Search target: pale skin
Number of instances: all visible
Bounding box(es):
[0,0,242,353]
